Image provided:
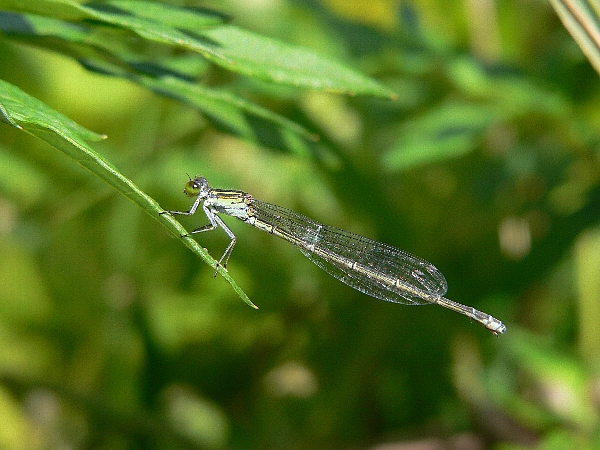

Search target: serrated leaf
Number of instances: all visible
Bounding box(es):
[135,74,319,149]
[82,58,319,152]
[195,25,396,97]
[0,0,395,98]
[0,11,317,152]
[0,79,257,309]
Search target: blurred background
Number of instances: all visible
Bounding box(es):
[1,0,600,449]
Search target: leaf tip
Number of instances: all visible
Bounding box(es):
[242,296,259,309]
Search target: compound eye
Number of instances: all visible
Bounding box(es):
[183,180,200,197]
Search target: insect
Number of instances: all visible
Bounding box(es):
[163,177,506,335]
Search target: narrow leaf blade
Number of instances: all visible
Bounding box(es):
[0,79,257,309]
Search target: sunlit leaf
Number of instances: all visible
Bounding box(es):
[0,0,396,98]
[0,10,317,152]
[550,0,600,76]
[0,79,257,308]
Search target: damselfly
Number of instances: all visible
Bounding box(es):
[162,177,506,335]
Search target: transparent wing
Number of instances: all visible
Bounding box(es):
[249,200,447,305]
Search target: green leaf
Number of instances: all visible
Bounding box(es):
[0,79,105,142]
[90,0,229,29]
[0,0,87,20]
[133,74,319,151]
[194,25,396,97]
[550,0,600,76]
[82,57,319,152]
[0,11,317,152]
[506,329,599,429]
[0,79,257,309]
[382,101,500,171]
[0,0,395,98]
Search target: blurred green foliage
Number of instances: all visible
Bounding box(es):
[1,1,600,449]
